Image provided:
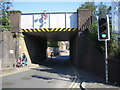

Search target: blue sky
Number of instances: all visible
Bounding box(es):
[11,2,112,13]
[12,2,81,13]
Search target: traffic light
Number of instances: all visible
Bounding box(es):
[98,15,110,41]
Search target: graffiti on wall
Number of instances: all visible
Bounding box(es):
[34,13,48,28]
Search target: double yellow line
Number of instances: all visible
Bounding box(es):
[68,66,80,89]
[69,80,78,88]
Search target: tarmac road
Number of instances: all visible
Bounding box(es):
[1,55,79,88]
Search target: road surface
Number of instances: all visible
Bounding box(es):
[1,55,79,88]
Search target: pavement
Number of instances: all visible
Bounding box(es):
[0,63,120,89]
[77,69,120,89]
[0,64,40,77]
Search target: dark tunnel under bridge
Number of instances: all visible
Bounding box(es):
[22,28,78,64]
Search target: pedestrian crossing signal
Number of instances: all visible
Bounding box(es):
[98,15,110,41]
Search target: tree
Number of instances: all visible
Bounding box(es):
[80,1,120,57]
[0,1,12,29]
[90,20,120,57]
[79,2,111,16]
[47,41,60,48]
[89,4,119,57]
[97,2,112,16]
[97,2,119,57]
[79,2,97,11]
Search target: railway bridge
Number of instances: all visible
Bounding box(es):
[18,10,92,64]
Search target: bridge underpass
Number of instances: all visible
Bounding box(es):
[19,10,95,73]
[22,28,78,64]
[10,10,100,78]
[20,11,78,64]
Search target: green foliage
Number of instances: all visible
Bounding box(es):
[97,2,111,16]
[57,41,60,47]
[79,2,97,11]
[0,25,12,30]
[89,21,120,58]
[89,21,105,53]
[79,2,111,16]
[47,41,59,47]
[0,1,12,30]
[108,29,120,57]
[80,1,119,58]
[0,15,10,25]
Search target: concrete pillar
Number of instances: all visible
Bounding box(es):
[70,30,86,68]
[9,11,22,59]
[0,30,17,68]
[70,9,92,67]
[70,33,79,67]
[77,9,92,31]
[9,11,21,32]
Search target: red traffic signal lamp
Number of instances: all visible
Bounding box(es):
[98,15,110,41]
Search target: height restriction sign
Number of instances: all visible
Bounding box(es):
[42,13,48,20]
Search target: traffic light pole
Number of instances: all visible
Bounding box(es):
[98,15,110,83]
[105,40,108,83]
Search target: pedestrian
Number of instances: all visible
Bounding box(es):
[16,57,23,68]
[24,58,28,66]
[50,51,53,60]
[22,53,28,66]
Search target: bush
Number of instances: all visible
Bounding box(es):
[47,41,59,47]
[0,25,12,30]
[89,21,120,58]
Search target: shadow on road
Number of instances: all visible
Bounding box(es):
[31,75,52,80]
[30,55,77,83]
[30,55,119,88]
[31,74,74,82]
